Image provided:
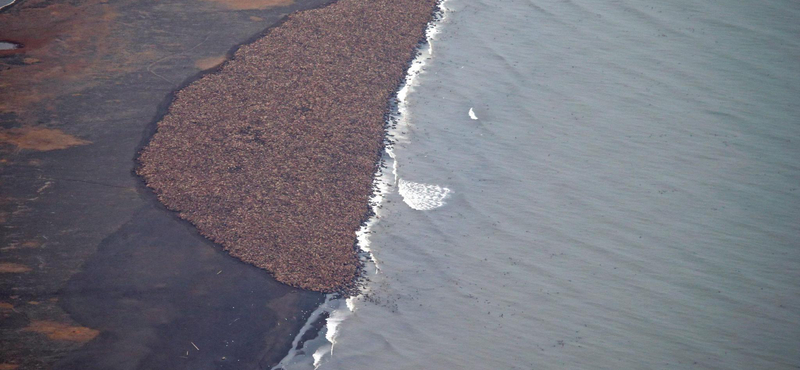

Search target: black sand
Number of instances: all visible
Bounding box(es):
[0,0,333,368]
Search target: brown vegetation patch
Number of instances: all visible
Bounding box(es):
[195,55,227,70]
[0,127,91,151]
[0,364,20,370]
[0,263,32,273]
[139,0,438,291]
[204,0,293,10]
[20,240,40,248]
[21,321,99,343]
[1,240,42,251]
[0,302,13,310]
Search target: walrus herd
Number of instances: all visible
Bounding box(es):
[138,0,439,292]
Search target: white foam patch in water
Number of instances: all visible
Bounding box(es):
[324,310,347,354]
[311,344,330,369]
[398,179,451,210]
[468,107,478,120]
[345,296,356,312]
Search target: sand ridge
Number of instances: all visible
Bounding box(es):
[138,0,439,292]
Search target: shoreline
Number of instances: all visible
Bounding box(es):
[274,2,449,366]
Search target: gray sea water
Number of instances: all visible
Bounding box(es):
[278,0,800,369]
[0,0,16,11]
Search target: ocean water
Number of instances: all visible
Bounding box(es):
[0,0,16,11]
[277,0,800,369]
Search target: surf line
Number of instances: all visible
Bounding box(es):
[0,0,18,12]
[272,1,451,368]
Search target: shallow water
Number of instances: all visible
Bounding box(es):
[280,0,800,369]
[0,41,20,50]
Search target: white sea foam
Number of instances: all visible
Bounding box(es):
[398,179,451,210]
[324,311,346,354]
[345,296,356,312]
[311,345,329,369]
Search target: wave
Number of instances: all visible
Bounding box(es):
[398,179,452,210]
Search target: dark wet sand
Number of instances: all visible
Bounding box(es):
[138,0,439,293]
[0,0,334,368]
